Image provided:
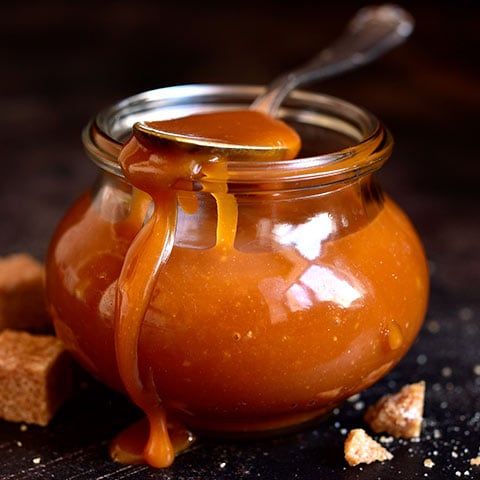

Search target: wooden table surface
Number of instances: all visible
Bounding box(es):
[0,1,479,478]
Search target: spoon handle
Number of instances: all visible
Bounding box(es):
[251,4,414,116]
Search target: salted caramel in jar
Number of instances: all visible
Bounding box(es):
[46,85,429,467]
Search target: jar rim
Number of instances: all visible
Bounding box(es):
[83,84,392,186]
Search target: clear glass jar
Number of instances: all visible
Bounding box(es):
[46,84,429,439]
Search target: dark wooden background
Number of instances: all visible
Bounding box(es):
[0,1,479,478]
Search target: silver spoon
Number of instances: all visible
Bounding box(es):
[134,4,414,154]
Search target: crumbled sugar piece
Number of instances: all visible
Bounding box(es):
[0,254,52,333]
[364,381,425,438]
[424,458,435,468]
[0,330,72,426]
[344,428,393,466]
[32,457,41,464]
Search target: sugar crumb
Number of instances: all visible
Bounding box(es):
[348,393,361,403]
[416,354,428,365]
[426,320,440,334]
[423,458,434,468]
[344,428,393,466]
[379,435,394,444]
[458,307,473,321]
[441,366,453,378]
[364,381,425,439]
[353,401,365,411]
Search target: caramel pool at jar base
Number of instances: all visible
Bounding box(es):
[45,84,429,468]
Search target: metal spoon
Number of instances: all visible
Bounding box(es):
[133,4,414,154]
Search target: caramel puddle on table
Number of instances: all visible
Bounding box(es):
[111,110,300,468]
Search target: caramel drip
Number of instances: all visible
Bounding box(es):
[212,192,238,249]
[123,188,152,230]
[206,160,238,249]
[114,190,179,467]
[110,416,196,465]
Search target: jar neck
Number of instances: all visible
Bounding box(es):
[83,84,392,193]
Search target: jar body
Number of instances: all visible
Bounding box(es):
[47,176,428,433]
[45,85,429,434]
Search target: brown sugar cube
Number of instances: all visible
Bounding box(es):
[344,428,393,466]
[470,457,480,466]
[0,329,72,426]
[364,381,425,439]
[0,253,52,332]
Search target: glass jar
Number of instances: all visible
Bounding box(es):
[46,84,429,440]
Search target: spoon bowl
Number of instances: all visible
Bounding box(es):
[134,118,291,158]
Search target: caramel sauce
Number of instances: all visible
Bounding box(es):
[46,109,429,470]
[112,110,301,467]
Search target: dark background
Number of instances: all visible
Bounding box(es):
[0,1,479,479]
